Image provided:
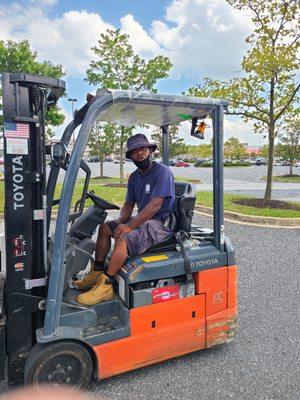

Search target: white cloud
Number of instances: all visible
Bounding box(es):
[0,0,260,144]
[134,117,261,147]
[30,0,58,5]
[224,118,260,145]
[120,15,162,59]
[116,1,253,82]
[0,3,112,76]
[151,0,253,80]
[0,0,253,81]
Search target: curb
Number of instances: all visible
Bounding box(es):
[195,205,300,228]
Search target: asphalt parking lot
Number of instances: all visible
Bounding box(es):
[78,162,300,202]
[2,162,299,201]
[85,214,299,400]
[0,215,299,399]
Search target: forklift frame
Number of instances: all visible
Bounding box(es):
[1,73,236,387]
[43,90,227,341]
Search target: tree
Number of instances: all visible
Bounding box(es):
[85,29,172,182]
[188,0,300,202]
[224,137,246,159]
[276,118,300,175]
[0,39,65,139]
[88,122,118,178]
[185,144,213,160]
[260,145,269,160]
[151,125,187,158]
[198,143,213,159]
[185,145,199,160]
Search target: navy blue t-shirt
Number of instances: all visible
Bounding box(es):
[126,162,175,220]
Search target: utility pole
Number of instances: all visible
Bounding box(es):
[68,98,77,145]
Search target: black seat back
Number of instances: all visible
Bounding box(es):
[142,182,196,254]
[173,182,196,232]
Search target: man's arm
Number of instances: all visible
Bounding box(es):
[119,201,135,223]
[127,197,163,230]
[114,197,163,239]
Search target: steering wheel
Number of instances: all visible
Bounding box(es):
[87,191,120,210]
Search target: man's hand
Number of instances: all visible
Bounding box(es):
[114,224,132,239]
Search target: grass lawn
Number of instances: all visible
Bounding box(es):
[260,174,300,183]
[0,181,299,218]
[83,176,121,183]
[196,192,300,218]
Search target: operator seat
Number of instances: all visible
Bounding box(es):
[172,182,196,232]
[145,182,196,253]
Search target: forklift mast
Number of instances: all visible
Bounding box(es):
[1,73,65,384]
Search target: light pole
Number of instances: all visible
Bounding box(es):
[68,98,77,145]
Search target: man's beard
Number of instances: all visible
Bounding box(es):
[133,155,151,170]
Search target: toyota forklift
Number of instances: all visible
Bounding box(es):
[0,73,237,388]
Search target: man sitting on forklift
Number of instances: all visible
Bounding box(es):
[74,133,175,305]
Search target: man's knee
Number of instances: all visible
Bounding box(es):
[99,222,114,237]
[113,236,126,246]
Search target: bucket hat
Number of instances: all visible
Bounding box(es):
[125,134,157,159]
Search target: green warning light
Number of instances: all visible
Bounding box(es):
[177,113,193,120]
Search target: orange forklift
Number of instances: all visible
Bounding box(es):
[0,73,237,388]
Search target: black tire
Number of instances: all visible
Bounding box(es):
[24,340,93,389]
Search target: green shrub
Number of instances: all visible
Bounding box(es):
[199,161,250,167]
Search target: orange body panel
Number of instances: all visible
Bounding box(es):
[206,307,237,348]
[94,295,206,379]
[227,265,238,309]
[92,265,238,380]
[194,266,228,315]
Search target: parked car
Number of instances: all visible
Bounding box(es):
[295,162,300,168]
[273,160,283,166]
[104,156,113,162]
[169,159,176,166]
[175,161,190,167]
[88,156,100,162]
[194,159,205,167]
[113,159,125,164]
[255,158,266,166]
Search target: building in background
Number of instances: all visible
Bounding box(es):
[242,144,261,156]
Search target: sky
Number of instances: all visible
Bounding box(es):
[0,0,268,146]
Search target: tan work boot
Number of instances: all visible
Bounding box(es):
[75,274,114,305]
[73,270,103,291]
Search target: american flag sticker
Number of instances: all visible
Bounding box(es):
[4,122,30,138]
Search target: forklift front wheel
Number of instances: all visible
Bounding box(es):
[24,340,93,389]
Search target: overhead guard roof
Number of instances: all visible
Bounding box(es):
[95,89,229,127]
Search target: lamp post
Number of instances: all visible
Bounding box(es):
[68,98,77,145]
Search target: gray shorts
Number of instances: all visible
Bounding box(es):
[106,218,172,256]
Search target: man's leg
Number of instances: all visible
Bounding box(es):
[76,234,128,305]
[73,222,115,290]
[94,222,114,265]
[106,237,128,276]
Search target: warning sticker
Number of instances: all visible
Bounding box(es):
[152,285,179,303]
[141,254,169,263]
[6,138,28,155]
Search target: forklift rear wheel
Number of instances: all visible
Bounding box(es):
[24,340,93,389]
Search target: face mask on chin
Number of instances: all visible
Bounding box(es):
[133,154,151,170]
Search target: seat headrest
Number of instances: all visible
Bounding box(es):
[174,182,196,197]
